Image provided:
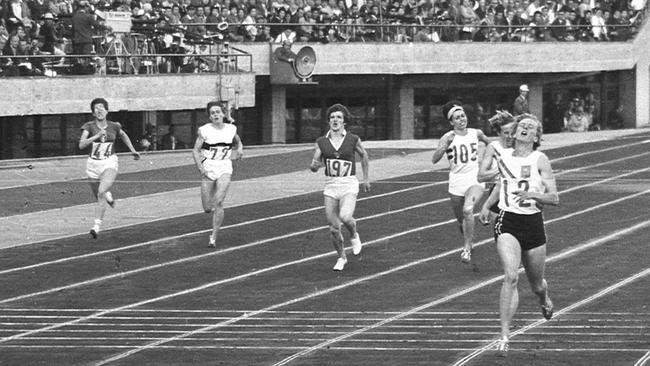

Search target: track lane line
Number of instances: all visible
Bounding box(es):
[453,266,650,366]
[635,351,650,366]
[3,148,648,277]
[2,166,648,305]
[0,182,443,276]
[274,220,650,366]
[92,190,650,365]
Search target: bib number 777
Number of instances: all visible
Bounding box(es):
[325,159,352,177]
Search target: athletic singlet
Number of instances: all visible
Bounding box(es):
[489,140,508,182]
[80,121,122,160]
[198,123,237,160]
[446,128,480,176]
[497,149,545,215]
[316,131,359,178]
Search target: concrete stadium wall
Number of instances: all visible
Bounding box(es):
[239,41,635,76]
[1,73,255,117]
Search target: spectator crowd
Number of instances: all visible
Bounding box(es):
[0,0,647,75]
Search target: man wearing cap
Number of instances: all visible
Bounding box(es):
[513,84,530,115]
[40,13,66,58]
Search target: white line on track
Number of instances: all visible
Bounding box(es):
[3,139,648,259]
[274,220,650,366]
[92,191,650,365]
[0,345,647,353]
[1,309,646,316]
[3,147,649,280]
[2,163,649,307]
[635,351,650,366]
[453,268,650,366]
[0,182,444,276]
[0,178,648,356]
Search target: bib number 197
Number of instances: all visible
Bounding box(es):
[325,159,352,177]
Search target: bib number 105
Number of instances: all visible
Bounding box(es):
[325,159,352,177]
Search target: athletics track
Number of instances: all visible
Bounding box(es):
[0,130,648,365]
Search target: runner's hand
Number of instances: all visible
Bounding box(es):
[479,207,491,225]
[361,180,371,193]
[132,152,141,160]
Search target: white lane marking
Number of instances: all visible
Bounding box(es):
[634,350,650,366]
[3,163,649,306]
[0,182,443,276]
[3,165,649,309]
[0,197,448,305]
[453,271,650,366]
[95,194,650,366]
[0,345,646,352]
[275,220,650,366]
[3,147,649,278]
[1,180,648,350]
[0,309,646,316]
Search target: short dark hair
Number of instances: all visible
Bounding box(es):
[442,100,463,121]
[90,98,108,111]
[206,100,227,113]
[326,103,351,124]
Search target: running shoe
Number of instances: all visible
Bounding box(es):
[461,248,471,263]
[333,257,347,271]
[105,191,115,208]
[351,233,362,255]
[541,299,554,320]
[90,224,100,239]
[496,337,509,357]
[208,236,216,248]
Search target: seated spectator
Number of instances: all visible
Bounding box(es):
[591,8,608,40]
[549,9,574,41]
[242,8,259,41]
[565,104,590,131]
[1,34,28,76]
[160,124,185,150]
[575,9,593,41]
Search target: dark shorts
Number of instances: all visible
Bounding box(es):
[494,210,546,251]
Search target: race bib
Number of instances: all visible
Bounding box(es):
[90,142,114,160]
[204,145,232,160]
[325,158,353,177]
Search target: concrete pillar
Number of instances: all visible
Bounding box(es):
[529,82,543,120]
[396,84,415,139]
[635,62,650,128]
[262,85,286,144]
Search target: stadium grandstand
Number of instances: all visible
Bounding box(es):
[0,0,648,159]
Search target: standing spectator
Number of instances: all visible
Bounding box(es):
[543,92,565,133]
[6,0,34,34]
[71,2,103,55]
[458,0,478,40]
[606,104,625,129]
[513,84,530,115]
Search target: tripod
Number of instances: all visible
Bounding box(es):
[105,33,137,74]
